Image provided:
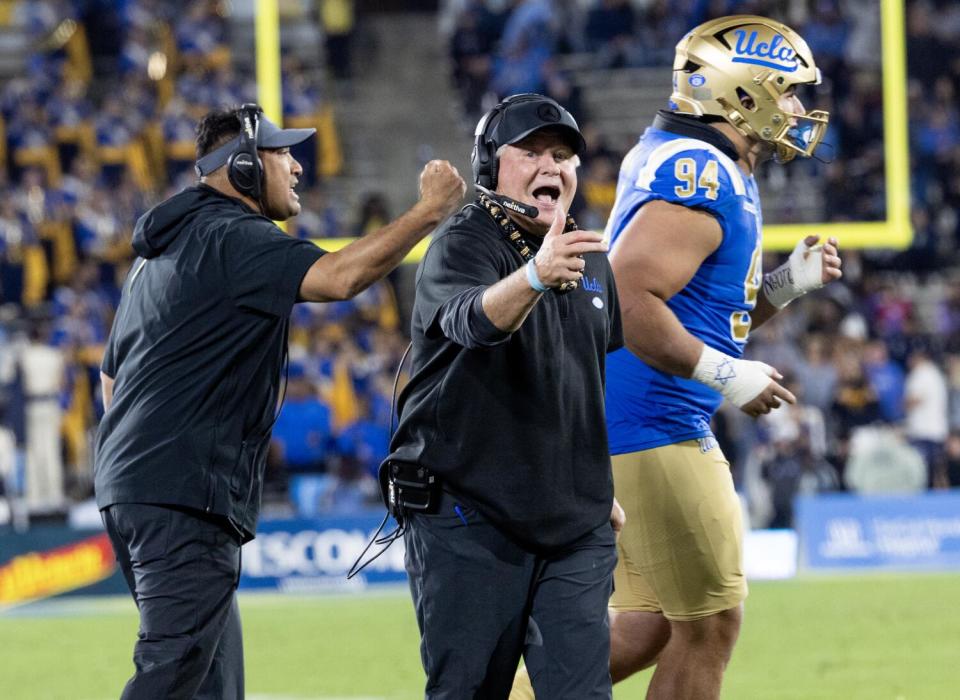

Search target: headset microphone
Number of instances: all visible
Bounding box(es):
[474,185,540,219]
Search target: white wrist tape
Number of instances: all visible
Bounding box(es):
[691,345,775,408]
[762,239,824,309]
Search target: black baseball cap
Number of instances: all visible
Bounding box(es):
[195,112,315,176]
[485,94,586,155]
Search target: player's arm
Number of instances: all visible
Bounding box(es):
[611,200,795,416]
[298,160,466,302]
[610,199,720,375]
[482,209,606,332]
[750,235,842,329]
[101,372,114,411]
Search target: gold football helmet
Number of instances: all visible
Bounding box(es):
[671,15,830,162]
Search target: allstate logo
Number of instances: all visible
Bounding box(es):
[688,74,706,87]
[731,30,798,72]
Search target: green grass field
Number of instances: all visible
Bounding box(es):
[3,572,957,699]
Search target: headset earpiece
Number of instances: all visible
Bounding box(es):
[227,104,263,202]
[472,106,500,191]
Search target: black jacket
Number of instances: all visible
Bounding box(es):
[94,185,324,541]
[388,203,623,551]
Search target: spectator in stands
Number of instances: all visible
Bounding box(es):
[58,152,98,205]
[449,2,500,121]
[15,0,72,39]
[161,97,200,178]
[863,338,906,422]
[796,334,839,414]
[282,59,325,185]
[845,425,927,494]
[174,0,229,69]
[7,99,58,183]
[904,346,949,487]
[175,64,213,111]
[802,1,850,68]
[0,198,44,307]
[335,393,389,479]
[318,461,379,513]
[321,0,357,81]
[906,0,955,84]
[490,0,556,97]
[272,363,333,474]
[830,350,882,474]
[19,322,66,515]
[354,191,392,237]
[45,78,95,174]
[584,0,635,69]
[74,184,127,261]
[94,95,150,188]
[762,426,839,528]
[292,188,339,240]
[118,24,153,76]
[630,0,690,67]
[121,0,176,33]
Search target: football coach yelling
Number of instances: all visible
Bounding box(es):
[94,103,465,699]
[386,94,623,699]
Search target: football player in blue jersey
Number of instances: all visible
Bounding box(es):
[510,14,843,700]
[602,16,843,699]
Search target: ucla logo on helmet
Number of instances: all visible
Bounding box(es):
[729,29,798,72]
[688,74,706,87]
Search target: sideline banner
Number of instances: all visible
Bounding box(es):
[239,513,406,592]
[0,528,126,607]
[242,514,802,591]
[796,491,960,571]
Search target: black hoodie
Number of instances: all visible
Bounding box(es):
[94,185,324,540]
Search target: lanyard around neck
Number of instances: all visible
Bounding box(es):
[476,193,580,293]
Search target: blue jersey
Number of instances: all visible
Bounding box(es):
[604,124,763,454]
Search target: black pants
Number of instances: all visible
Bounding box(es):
[403,491,617,700]
[102,503,244,700]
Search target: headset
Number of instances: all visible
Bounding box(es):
[473,94,536,191]
[227,103,263,202]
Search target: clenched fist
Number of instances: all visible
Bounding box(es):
[417,160,467,224]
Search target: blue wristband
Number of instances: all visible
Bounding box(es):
[525,258,549,293]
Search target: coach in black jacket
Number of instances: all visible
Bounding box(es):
[387,94,623,699]
[95,104,465,699]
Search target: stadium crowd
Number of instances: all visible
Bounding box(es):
[0,0,390,522]
[2,0,960,528]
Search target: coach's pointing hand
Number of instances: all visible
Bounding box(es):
[532,209,607,289]
[417,160,467,223]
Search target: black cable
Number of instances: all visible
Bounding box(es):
[346,341,413,579]
[390,342,412,430]
[346,510,391,579]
